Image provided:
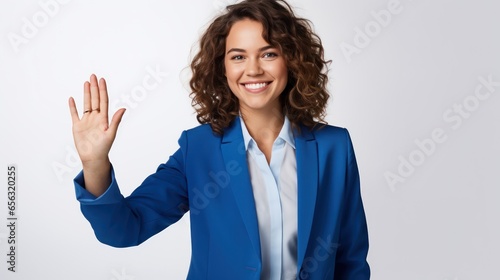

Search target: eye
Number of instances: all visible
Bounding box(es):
[262,52,278,59]
[230,55,244,60]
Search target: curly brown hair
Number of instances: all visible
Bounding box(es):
[190,0,330,134]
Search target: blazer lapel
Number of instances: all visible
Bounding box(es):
[294,125,319,270]
[220,118,261,259]
[220,119,319,270]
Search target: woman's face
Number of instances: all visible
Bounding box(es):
[224,19,288,116]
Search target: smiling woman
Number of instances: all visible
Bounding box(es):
[68,0,370,279]
[224,19,288,114]
[224,19,289,155]
[189,0,330,136]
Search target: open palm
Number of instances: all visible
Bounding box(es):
[68,74,125,165]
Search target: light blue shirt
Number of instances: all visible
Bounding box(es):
[240,116,298,280]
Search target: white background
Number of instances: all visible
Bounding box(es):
[1,0,499,279]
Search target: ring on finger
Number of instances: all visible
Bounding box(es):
[92,108,100,112]
[84,109,92,114]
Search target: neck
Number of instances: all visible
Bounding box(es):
[240,107,284,144]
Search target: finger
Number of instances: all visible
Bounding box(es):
[90,74,100,112]
[99,77,109,119]
[83,80,91,113]
[68,97,80,123]
[108,108,126,136]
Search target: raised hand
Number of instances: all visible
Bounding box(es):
[68,74,126,196]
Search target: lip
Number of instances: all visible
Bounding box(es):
[240,81,272,93]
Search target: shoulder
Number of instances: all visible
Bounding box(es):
[306,123,350,143]
[176,123,223,150]
[311,123,347,136]
[302,123,356,154]
[184,123,220,139]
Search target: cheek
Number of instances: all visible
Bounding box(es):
[266,60,288,79]
[225,65,242,84]
[223,60,228,77]
[278,61,288,79]
[272,65,288,86]
[223,67,238,93]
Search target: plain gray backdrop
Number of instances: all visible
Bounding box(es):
[1,0,499,279]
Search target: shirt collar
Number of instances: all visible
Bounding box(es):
[239,115,296,151]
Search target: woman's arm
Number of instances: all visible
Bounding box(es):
[68,74,126,196]
[69,74,188,247]
[334,129,371,279]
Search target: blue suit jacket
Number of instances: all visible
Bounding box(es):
[75,118,370,279]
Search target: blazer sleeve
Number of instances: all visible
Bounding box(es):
[74,131,189,248]
[333,129,370,279]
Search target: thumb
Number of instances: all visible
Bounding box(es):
[108,108,126,134]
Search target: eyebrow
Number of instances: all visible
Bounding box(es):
[226,45,275,55]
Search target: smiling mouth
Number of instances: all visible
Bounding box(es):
[243,82,271,90]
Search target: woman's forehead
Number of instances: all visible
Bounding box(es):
[225,19,271,50]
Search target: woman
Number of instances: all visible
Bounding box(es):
[68,0,370,279]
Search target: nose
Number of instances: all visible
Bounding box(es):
[245,58,263,76]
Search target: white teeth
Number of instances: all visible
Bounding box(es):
[244,83,267,90]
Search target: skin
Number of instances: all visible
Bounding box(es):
[68,19,288,196]
[68,75,125,197]
[224,19,288,163]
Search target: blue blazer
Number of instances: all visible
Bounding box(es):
[75,118,370,279]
